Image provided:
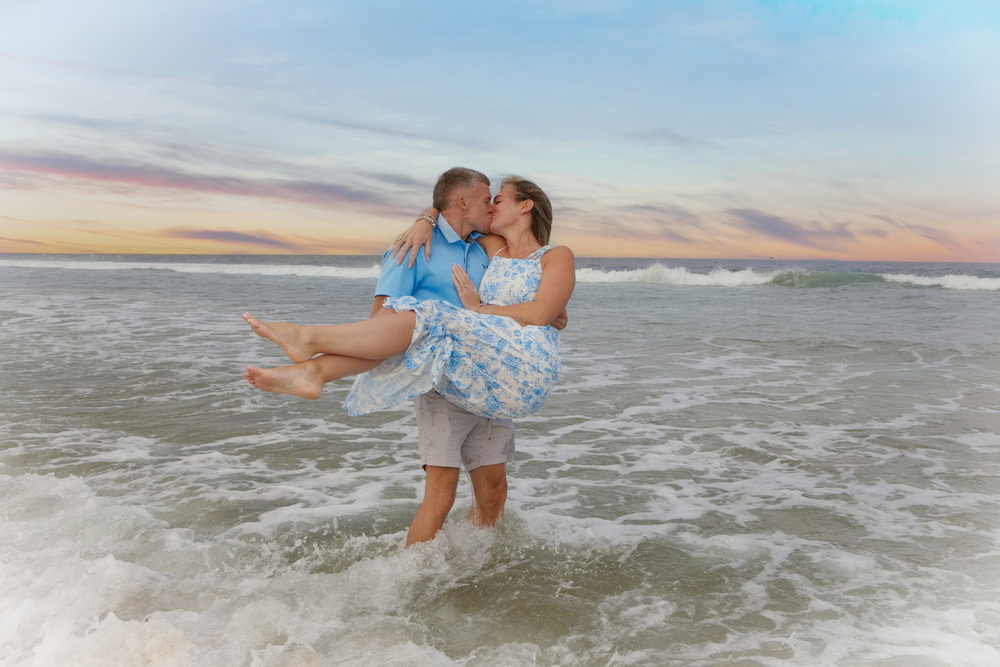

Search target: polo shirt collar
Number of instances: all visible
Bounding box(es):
[438,213,482,243]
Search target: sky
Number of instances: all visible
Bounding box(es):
[1,0,998,261]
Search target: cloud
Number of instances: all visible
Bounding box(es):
[871,214,965,253]
[616,204,702,243]
[25,112,146,131]
[0,148,396,210]
[725,208,856,250]
[288,112,451,144]
[12,117,432,196]
[357,170,427,189]
[860,227,890,239]
[0,213,45,226]
[0,52,162,79]
[871,214,905,229]
[904,223,966,254]
[625,203,702,228]
[624,127,720,150]
[556,201,702,244]
[0,236,45,246]
[164,228,303,252]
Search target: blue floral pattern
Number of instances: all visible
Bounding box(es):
[344,246,560,419]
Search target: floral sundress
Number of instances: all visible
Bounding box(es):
[343,246,559,419]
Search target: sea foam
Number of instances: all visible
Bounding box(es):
[4,257,999,290]
[0,258,380,280]
[576,265,776,286]
[577,264,1000,290]
[880,272,1000,291]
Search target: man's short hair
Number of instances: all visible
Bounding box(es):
[432,167,490,211]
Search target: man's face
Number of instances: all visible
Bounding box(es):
[465,181,494,233]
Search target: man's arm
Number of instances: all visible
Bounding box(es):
[374,237,419,311]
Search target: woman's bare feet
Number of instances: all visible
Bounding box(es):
[242,312,313,363]
[243,363,324,400]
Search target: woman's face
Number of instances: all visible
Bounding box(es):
[490,186,525,232]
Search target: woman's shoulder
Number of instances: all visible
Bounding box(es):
[539,245,575,277]
[541,244,575,262]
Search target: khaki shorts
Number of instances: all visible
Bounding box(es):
[415,391,515,471]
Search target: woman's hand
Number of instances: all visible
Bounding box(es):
[390,207,438,267]
[550,308,568,331]
[451,265,482,311]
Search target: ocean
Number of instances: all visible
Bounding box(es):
[1,254,998,666]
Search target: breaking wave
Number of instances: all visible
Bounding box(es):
[3,258,998,290]
[577,265,1000,291]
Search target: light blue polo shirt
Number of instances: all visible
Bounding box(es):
[375,213,489,307]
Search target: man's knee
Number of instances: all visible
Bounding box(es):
[422,466,460,509]
[470,464,507,507]
[481,471,507,499]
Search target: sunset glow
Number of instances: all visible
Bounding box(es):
[1,1,998,261]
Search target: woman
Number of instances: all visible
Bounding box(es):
[243,176,575,420]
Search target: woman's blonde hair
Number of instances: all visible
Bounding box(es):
[500,176,553,245]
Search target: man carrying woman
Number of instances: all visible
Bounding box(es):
[243,167,575,545]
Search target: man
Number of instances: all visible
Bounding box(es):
[371,167,508,546]
[244,167,565,544]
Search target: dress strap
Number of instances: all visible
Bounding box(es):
[494,244,550,260]
[525,245,551,261]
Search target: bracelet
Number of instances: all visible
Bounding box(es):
[416,215,437,228]
[475,303,485,312]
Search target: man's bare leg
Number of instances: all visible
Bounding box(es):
[244,355,381,399]
[467,463,507,527]
[243,311,417,363]
[405,466,460,546]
